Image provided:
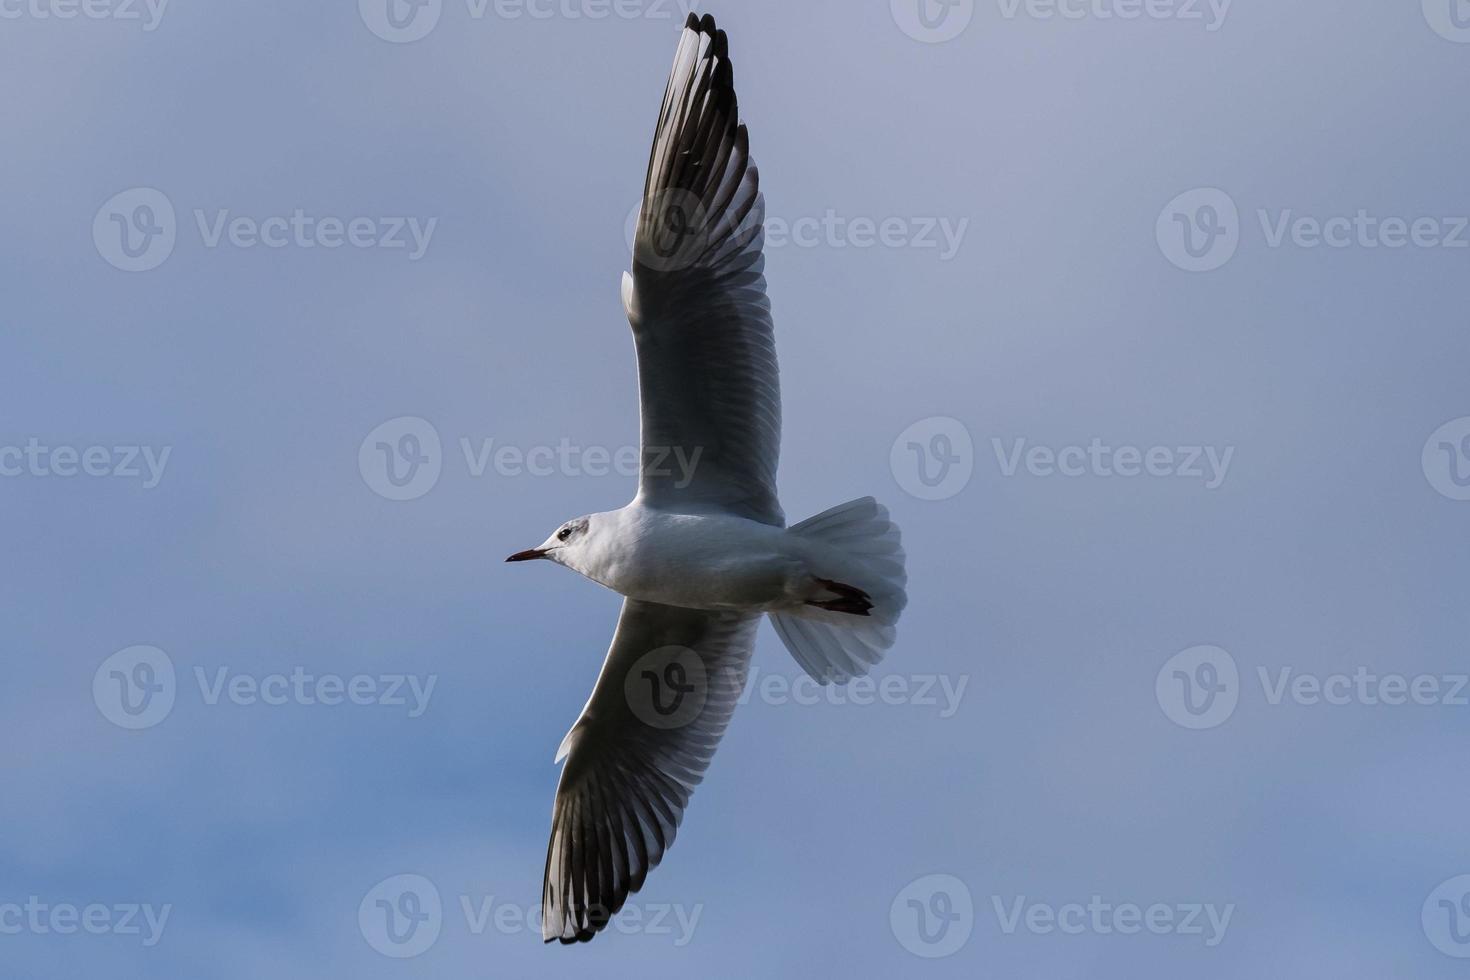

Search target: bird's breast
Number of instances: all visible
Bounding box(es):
[596,514,799,612]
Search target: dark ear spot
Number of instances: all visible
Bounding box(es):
[556,518,590,543]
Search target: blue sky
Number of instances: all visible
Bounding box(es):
[3,1,1470,976]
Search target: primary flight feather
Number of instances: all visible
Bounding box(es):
[507,12,908,944]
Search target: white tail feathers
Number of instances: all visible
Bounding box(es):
[769,497,908,684]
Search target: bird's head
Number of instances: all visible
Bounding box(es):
[506,516,595,572]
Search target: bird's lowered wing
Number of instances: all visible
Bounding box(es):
[624,12,782,527]
[542,599,759,943]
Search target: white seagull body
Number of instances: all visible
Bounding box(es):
[507,13,908,944]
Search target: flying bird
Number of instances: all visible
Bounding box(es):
[507,12,908,944]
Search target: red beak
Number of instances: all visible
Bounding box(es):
[506,549,550,563]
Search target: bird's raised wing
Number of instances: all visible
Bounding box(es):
[542,599,758,943]
[623,13,782,527]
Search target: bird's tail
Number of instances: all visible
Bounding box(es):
[769,497,908,684]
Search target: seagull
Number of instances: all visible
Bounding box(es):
[507,12,908,944]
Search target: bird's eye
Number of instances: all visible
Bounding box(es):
[557,526,573,542]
